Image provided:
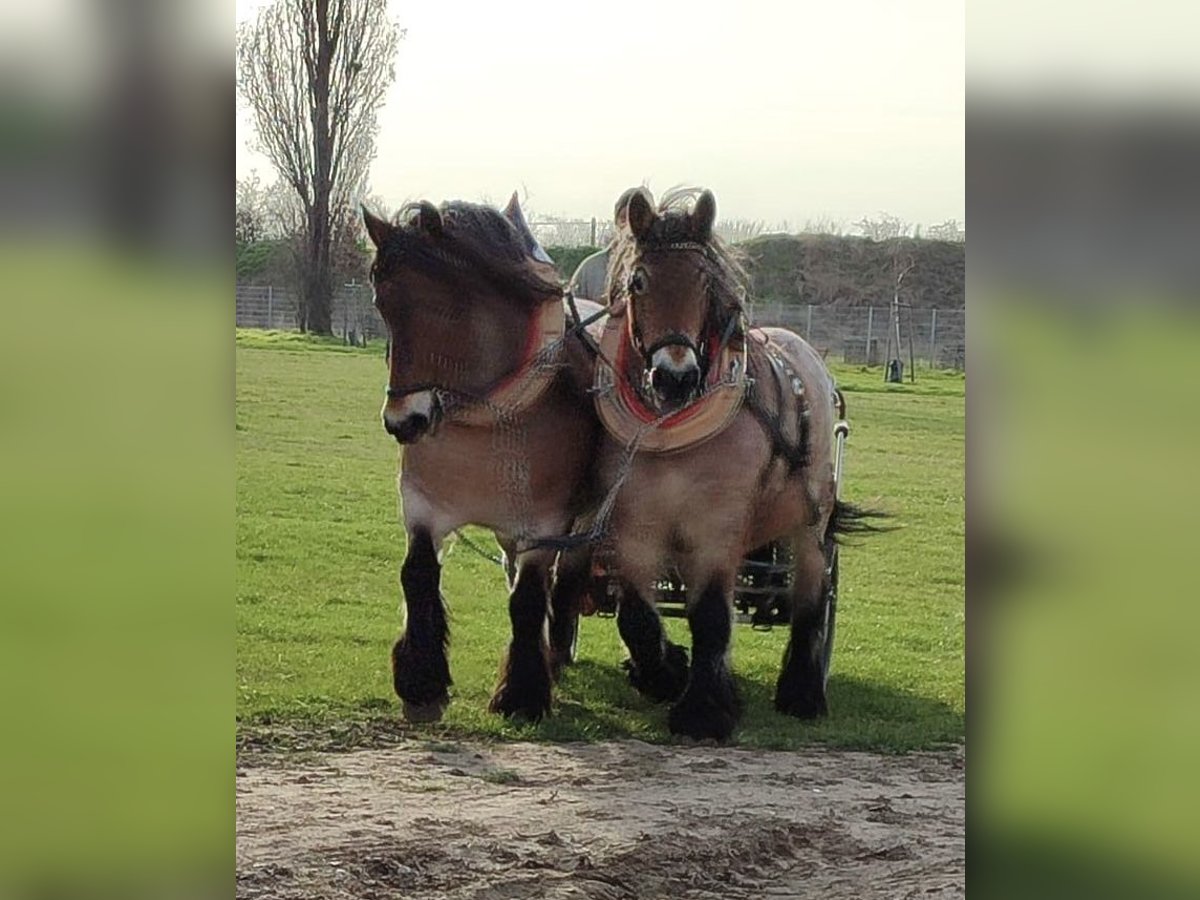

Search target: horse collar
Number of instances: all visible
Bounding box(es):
[593,314,748,454]
[448,297,565,427]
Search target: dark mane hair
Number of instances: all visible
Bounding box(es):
[607,187,752,328]
[371,200,562,306]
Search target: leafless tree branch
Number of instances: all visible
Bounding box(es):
[237,0,401,333]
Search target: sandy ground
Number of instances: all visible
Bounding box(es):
[236,740,964,899]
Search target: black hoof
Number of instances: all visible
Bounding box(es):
[624,642,690,703]
[392,635,451,711]
[488,683,551,722]
[668,674,740,742]
[488,645,552,722]
[774,678,829,719]
[402,695,449,723]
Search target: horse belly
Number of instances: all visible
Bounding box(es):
[603,416,777,582]
[400,416,588,539]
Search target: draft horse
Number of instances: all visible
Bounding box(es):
[363,195,600,723]
[594,186,874,741]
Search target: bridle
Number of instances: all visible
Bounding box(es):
[623,240,744,380]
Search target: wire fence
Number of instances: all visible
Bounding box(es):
[235,283,386,342]
[235,284,964,370]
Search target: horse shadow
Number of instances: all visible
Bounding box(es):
[538,656,962,752]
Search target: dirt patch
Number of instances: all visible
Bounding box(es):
[237,740,964,899]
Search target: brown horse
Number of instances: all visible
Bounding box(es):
[594,186,876,741]
[362,195,601,723]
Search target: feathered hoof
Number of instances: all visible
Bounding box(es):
[668,676,740,743]
[774,679,829,720]
[402,694,450,724]
[488,683,551,722]
[624,642,690,703]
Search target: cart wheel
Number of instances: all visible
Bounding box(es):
[820,545,839,687]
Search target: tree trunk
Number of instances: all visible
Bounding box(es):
[305,0,336,336]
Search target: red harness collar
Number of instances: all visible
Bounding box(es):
[450,297,566,427]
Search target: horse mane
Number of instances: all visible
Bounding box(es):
[607,186,752,330]
[371,200,562,306]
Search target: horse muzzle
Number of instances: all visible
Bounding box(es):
[382,390,442,444]
[648,344,701,409]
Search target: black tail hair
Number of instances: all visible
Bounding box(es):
[827,499,894,543]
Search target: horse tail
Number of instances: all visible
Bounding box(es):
[826,499,893,543]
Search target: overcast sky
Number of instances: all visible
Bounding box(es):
[235,0,964,229]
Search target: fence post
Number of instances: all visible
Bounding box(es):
[590,218,597,246]
[267,285,273,329]
[929,308,938,369]
[805,304,812,341]
[865,306,874,366]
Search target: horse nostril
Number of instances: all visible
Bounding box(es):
[650,365,700,402]
[383,413,430,443]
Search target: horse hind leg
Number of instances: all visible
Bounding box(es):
[489,552,554,721]
[547,544,589,680]
[774,536,830,719]
[393,527,452,722]
[617,581,689,702]
[667,573,740,741]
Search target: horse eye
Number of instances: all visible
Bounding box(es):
[628,268,648,295]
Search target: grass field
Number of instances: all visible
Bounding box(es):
[236,329,964,752]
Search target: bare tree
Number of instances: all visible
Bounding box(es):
[926,219,965,242]
[236,172,268,246]
[237,0,402,334]
[855,212,914,242]
[714,218,766,244]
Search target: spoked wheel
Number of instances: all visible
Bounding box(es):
[819,543,839,688]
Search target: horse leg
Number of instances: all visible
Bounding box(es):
[392,526,452,722]
[774,535,830,718]
[489,550,554,721]
[668,572,740,741]
[616,581,690,702]
[548,544,588,679]
[498,537,518,591]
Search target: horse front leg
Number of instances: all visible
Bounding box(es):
[392,526,452,722]
[668,571,740,741]
[774,536,830,719]
[617,581,689,702]
[489,549,554,721]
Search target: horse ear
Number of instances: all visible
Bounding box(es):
[502,190,522,224]
[625,187,657,241]
[502,190,554,264]
[613,187,641,230]
[414,200,443,236]
[362,207,392,248]
[691,190,717,241]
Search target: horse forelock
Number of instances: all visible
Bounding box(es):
[372,200,562,306]
[608,189,751,332]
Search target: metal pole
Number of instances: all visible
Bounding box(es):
[929,308,938,369]
[906,304,916,382]
[267,285,273,329]
[590,217,597,246]
[865,306,874,366]
[805,304,813,341]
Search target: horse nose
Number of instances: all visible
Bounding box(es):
[650,361,700,405]
[382,411,430,443]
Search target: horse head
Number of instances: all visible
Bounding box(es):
[609,186,745,412]
[363,196,561,443]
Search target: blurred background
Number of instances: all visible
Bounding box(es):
[969,2,1200,897]
[1,0,1198,897]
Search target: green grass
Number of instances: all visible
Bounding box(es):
[236,332,964,752]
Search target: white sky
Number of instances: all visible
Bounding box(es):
[235,0,965,228]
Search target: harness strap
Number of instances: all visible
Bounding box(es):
[745,339,810,474]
